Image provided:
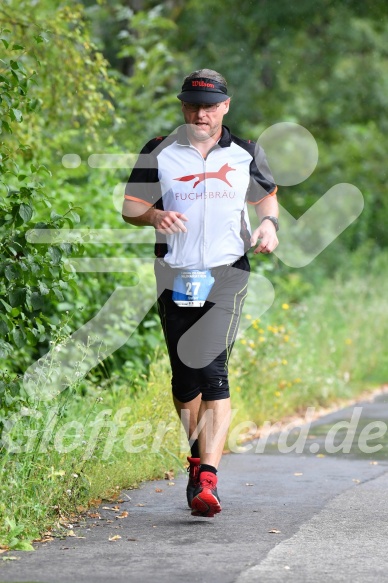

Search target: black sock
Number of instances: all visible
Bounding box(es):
[190,439,200,458]
[199,464,217,476]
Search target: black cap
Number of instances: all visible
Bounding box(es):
[177,77,229,104]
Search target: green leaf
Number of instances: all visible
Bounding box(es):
[19,186,32,196]
[0,320,8,335]
[0,339,12,358]
[53,288,64,301]
[1,120,12,134]
[48,246,62,264]
[1,38,9,48]
[38,281,49,295]
[12,328,25,348]
[19,203,33,222]
[30,292,43,310]
[38,164,52,176]
[60,242,72,254]
[1,92,12,107]
[12,44,24,51]
[26,329,37,346]
[69,210,80,223]
[50,211,63,221]
[10,108,23,122]
[10,70,19,84]
[8,243,19,257]
[16,60,26,75]
[10,60,19,70]
[9,288,26,307]
[12,541,34,551]
[4,265,18,281]
[0,299,12,312]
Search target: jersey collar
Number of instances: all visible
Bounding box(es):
[177,125,232,148]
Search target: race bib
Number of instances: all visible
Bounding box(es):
[172,269,215,307]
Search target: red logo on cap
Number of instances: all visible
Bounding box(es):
[191,80,215,88]
[174,163,235,188]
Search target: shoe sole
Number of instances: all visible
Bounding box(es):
[191,490,222,518]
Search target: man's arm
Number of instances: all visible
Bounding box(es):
[122,199,188,235]
[250,194,279,255]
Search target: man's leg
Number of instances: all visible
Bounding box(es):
[155,257,249,516]
[185,398,229,517]
[197,397,231,467]
[173,395,202,507]
[173,395,231,512]
[173,395,231,466]
[182,260,249,517]
[173,395,201,442]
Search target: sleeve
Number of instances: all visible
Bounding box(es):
[247,143,278,205]
[124,139,163,207]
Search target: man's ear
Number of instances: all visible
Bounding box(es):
[223,99,230,114]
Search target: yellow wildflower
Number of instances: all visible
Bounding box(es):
[345,338,352,345]
[282,303,290,310]
[283,335,289,342]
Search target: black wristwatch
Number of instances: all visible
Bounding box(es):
[260,215,279,232]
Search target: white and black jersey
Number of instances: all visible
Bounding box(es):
[125,125,277,270]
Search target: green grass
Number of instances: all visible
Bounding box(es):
[230,257,388,426]
[0,358,184,549]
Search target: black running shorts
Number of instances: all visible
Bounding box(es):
[154,255,250,402]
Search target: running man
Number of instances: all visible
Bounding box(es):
[122,68,278,517]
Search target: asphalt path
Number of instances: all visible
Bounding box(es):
[1,391,388,583]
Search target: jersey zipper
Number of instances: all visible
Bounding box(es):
[187,144,208,269]
[202,155,207,270]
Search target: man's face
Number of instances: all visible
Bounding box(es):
[181,99,230,142]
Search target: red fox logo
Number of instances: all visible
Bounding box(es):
[174,163,236,188]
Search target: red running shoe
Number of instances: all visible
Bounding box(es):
[186,457,200,508]
[191,471,222,518]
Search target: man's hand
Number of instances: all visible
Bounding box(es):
[122,199,188,234]
[153,210,188,235]
[251,219,279,254]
